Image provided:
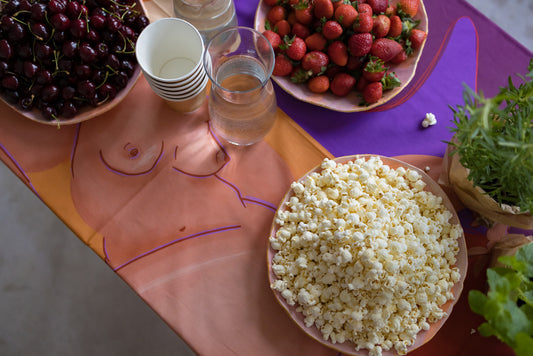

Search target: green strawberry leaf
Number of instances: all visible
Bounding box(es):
[381,72,401,90]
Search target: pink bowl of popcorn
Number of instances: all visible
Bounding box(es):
[267,154,467,355]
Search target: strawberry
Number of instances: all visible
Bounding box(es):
[322,20,343,39]
[390,49,407,64]
[301,50,330,74]
[370,38,403,62]
[263,30,282,52]
[355,75,369,92]
[398,0,419,18]
[386,5,396,16]
[325,65,343,80]
[308,75,330,93]
[284,35,307,61]
[287,11,298,26]
[305,32,327,51]
[362,57,386,82]
[372,14,390,38]
[353,12,373,33]
[366,0,388,14]
[264,0,279,5]
[274,20,291,37]
[273,55,293,76]
[357,3,373,16]
[290,66,313,83]
[267,5,287,24]
[314,0,334,20]
[362,81,383,104]
[388,15,402,38]
[346,55,364,71]
[327,40,349,66]
[408,29,427,49]
[294,3,314,25]
[330,72,356,97]
[334,4,358,28]
[291,22,311,39]
[347,32,372,57]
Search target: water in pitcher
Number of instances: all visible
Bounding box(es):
[208,55,277,145]
[173,0,237,43]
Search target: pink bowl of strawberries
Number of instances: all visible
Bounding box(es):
[254,0,428,112]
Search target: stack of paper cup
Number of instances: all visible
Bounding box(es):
[135,18,208,113]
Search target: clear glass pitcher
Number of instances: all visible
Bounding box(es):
[173,0,238,44]
[203,27,277,146]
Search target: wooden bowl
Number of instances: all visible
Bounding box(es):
[268,154,468,355]
[254,0,428,112]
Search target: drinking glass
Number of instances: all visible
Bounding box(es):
[173,0,238,44]
[203,27,277,146]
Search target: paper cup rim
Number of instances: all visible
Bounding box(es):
[136,17,205,83]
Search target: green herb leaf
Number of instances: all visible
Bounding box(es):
[469,243,533,352]
[448,59,533,212]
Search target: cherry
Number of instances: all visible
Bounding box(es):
[30,3,47,22]
[53,30,67,43]
[96,42,108,59]
[76,79,96,99]
[51,13,71,31]
[18,43,32,59]
[61,86,76,100]
[91,69,106,84]
[62,40,78,57]
[61,101,78,118]
[19,0,32,12]
[121,59,135,77]
[0,61,9,75]
[41,84,60,102]
[120,25,135,39]
[41,105,57,121]
[74,64,92,79]
[0,39,13,59]
[112,71,128,89]
[4,89,20,104]
[98,82,117,100]
[70,18,87,39]
[35,69,53,85]
[8,23,26,42]
[23,61,39,78]
[106,17,122,32]
[48,0,67,14]
[86,29,101,44]
[134,15,150,32]
[65,1,81,19]
[19,95,35,110]
[2,74,19,90]
[31,22,50,41]
[3,0,21,15]
[34,42,52,59]
[79,42,97,63]
[105,53,120,70]
[1,16,15,32]
[89,14,106,30]
[58,58,73,72]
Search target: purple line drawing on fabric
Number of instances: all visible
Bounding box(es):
[112,225,242,271]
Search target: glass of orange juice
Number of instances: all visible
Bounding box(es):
[203,27,277,146]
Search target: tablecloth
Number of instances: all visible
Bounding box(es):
[1,0,532,355]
